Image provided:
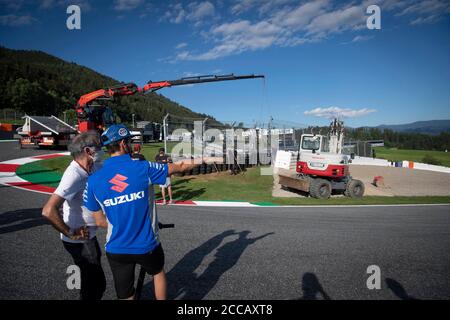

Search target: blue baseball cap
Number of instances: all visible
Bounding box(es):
[101,124,134,146]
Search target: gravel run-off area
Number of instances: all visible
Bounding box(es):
[273,165,450,197]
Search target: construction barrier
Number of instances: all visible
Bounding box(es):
[0,123,14,132]
[405,161,450,174]
[354,157,450,174]
[274,150,297,170]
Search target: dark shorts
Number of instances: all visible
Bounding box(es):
[106,244,165,299]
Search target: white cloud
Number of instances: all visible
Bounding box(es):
[172,0,356,61]
[162,0,450,62]
[304,107,377,119]
[0,0,25,11]
[114,0,144,11]
[0,14,37,26]
[38,0,92,11]
[230,0,259,15]
[259,0,297,15]
[175,42,188,49]
[163,3,186,24]
[272,0,330,30]
[410,15,440,25]
[178,20,283,60]
[305,3,366,36]
[394,0,450,25]
[397,0,449,16]
[174,0,327,61]
[231,0,296,16]
[187,1,215,21]
[351,35,373,42]
[174,5,186,23]
[163,1,215,24]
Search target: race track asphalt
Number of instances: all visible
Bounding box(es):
[1,141,449,300]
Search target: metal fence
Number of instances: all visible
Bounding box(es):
[0,109,24,123]
[160,114,308,166]
[342,141,374,157]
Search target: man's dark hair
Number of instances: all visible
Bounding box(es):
[105,138,129,154]
[159,148,165,153]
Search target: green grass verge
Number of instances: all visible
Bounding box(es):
[156,167,274,202]
[374,147,450,167]
[20,149,450,205]
[0,118,23,125]
[38,156,72,175]
[16,160,64,188]
[140,142,165,162]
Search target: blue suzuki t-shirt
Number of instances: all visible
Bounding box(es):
[83,154,168,254]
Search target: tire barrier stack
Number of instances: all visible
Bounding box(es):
[173,154,256,177]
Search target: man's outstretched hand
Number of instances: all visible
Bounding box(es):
[202,156,224,164]
[168,156,224,175]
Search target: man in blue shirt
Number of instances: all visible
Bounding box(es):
[84,124,220,300]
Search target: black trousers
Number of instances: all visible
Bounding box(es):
[62,237,106,300]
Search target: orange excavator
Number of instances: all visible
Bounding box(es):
[75,74,264,133]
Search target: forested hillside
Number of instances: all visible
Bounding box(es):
[0,46,215,125]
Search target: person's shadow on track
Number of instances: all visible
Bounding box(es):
[141,229,236,299]
[142,230,274,299]
[0,208,49,235]
[174,230,274,300]
[297,272,331,300]
[385,278,418,300]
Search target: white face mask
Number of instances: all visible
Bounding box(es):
[90,148,105,163]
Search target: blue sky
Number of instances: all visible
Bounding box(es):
[1,0,449,127]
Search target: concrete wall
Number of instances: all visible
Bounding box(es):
[351,156,391,167]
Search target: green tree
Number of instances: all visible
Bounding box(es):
[7,78,47,114]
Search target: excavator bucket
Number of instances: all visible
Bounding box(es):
[278,169,310,193]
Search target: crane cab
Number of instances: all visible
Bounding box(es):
[297,134,349,178]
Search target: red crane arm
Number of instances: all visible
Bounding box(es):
[77,83,140,107]
[141,81,172,93]
[141,74,264,93]
[77,74,264,106]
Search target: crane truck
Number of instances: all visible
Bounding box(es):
[278,119,365,199]
[75,74,264,133]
